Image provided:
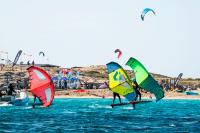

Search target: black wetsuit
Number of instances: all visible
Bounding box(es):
[7,84,16,95]
[32,96,37,108]
[113,92,121,104]
[32,96,43,108]
[135,82,141,101]
[0,91,3,97]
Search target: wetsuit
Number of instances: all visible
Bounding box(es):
[134,81,141,101]
[7,84,16,95]
[32,96,36,108]
[0,91,3,97]
[113,92,121,104]
[32,96,42,108]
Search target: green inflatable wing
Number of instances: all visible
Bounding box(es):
[126,57,164,101]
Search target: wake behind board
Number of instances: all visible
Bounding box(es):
[111,100,152,108]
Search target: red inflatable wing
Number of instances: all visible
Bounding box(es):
[27,66,55,107]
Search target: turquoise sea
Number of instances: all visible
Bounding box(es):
[0,98,200,133]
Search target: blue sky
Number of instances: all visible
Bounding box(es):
[0,0,199,78]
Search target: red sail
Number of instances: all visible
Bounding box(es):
[27,66,55,107]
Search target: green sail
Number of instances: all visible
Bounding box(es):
[126,57,164,101]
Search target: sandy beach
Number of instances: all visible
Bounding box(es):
[33,89,200,100]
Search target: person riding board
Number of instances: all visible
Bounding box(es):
[112,92,121,105]
[130,79,142,109]
[32,95,43,108]
[32,95,37,108]
[26,78,38,109]
[104,82,121,104]
[132,80,142,101]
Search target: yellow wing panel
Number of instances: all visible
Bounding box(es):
[110,82,134,96]
[108,68,134,96]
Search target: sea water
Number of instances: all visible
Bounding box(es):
[0,99,200,133]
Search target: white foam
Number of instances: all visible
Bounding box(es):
[89,104,112,109]
[123,107,134,110]
[62,110,76,114]
[0,103,12,107]
[169,124,176,127]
